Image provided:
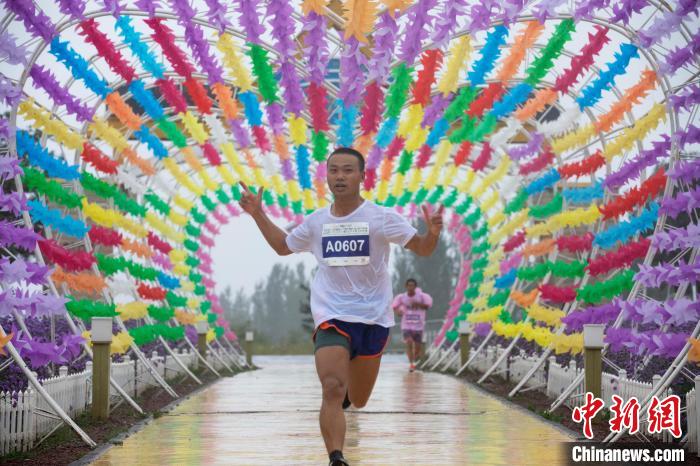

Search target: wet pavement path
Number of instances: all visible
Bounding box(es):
[90,354,573,465]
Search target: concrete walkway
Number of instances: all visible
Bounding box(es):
[90,354,573,465]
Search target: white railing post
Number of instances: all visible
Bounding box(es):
[85,361,93,406]
[546,356,556,398]
[618,369,627,397]
[695,376,700,457]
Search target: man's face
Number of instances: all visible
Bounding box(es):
[327,153,364,197]
[406,281,417,295]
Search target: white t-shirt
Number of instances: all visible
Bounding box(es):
[285,200,417,328]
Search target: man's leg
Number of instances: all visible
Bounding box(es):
[315,346,350,454]
[415,340,423,362]
[405,338,414,363]
[347,356,382,408]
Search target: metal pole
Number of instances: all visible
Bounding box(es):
[144,316,202,385]
[429,340,460,371]
[456,329,495,376]
[206,341,234,372]
[223,337,250,369]
[0,325,96,447]
[177,319,221,376]
[215,337,243,370]
[478,335,520,384]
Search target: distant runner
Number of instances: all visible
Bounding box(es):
[392,279,433,371]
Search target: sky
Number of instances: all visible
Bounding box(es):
[210,212,317,295]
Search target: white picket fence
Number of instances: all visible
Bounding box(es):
[510,354,548,391]
[460,346,691,444]
[685,376,700,456]
[0,348,230,456]
[545,358,670,412]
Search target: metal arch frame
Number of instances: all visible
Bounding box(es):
[2,4,689,162]
[0,11,217,441]
[445,3,686,345]
[423,97,619,372]
[37,76,230,380]
[2,0,696,440]
[33,7,688,307]
[434,12,696,405]
[4,9,253,367]
[420,247,468,371]
[468,104,630,382]
[4,8,659,217]
[8,79,184,403]
[1,7,344,179]
[6,136,180,396]
[536,8,700,417]
[80,8,347,99]
[411,12,664,239]
[443,68,622,376]
[8,17,336,215]
[112,0,700,432]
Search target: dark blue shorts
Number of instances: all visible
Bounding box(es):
[313,319,391,360]
[402,330,423,343]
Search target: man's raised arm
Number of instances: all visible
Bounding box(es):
[404,204,444,257]
[238,181,293,256]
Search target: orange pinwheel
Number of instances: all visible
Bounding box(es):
[302,0,328,15]
[689,338,700,364]
[343,0,378,43]
[510,289,539,308]
[0,332,13,356]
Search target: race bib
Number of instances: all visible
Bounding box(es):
[322,222,370,266]
[404,311,423,323]
[403,310,426,329]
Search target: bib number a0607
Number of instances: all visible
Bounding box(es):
[321,222,370,266]
[325,238,365,253]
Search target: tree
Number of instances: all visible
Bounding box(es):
[299,283,314,332]
[225,262,313,344]
[218,285,251,333]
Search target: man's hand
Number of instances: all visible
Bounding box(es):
[421,204,444,236]
[239,181,263,216]
[238,181,292,255]
[405,204,444,256]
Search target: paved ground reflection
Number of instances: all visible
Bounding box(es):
[91,354,573,465]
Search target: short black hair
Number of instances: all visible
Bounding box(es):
[328,147,365,172]
[406,278,417,286]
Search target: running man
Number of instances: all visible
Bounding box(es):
[392,278,432,371]
[238,147,443,466]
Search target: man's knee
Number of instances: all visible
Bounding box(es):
[321,376,346,402]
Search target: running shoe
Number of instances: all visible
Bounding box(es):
[409,363,416,372]
[329,450,350,465]
[329,457,350,466]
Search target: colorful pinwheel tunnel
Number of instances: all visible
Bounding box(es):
[0,0,698,439]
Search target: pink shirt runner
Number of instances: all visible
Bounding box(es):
[391,288,433,332]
